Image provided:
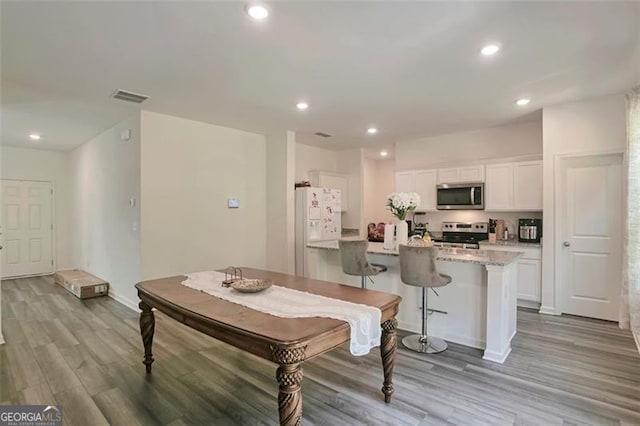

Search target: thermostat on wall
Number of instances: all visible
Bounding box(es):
[120,129,131,141]
[228,198,239,208]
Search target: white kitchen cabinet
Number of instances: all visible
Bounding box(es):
[308,171,348,211]
[513,161,543,210]
[437,168,459,184]
[479,243,542,305]
[414,170,437,211]
[459,165,485,182]
[395,171,414,194]
[437,165,485,184]
[395,169,437,211]
[485,163,514,211]
[485,160,542,211]
[517,259,541,303]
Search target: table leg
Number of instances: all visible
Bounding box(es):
[380,318,398,403]
[139,301,155,373]
[271,346,307,426]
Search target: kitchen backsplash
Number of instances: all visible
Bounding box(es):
[409,211,542,236]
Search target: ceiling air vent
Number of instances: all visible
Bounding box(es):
[111,89,149,104]
[314,132,332,138]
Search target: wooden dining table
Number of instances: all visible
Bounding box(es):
[135,268,402,426]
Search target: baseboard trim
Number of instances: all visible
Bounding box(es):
[517,299,541,310]
[482,346,512,364]
[0,331,5,345]
[108,290,138,313]
[2,272,54,280]
[538,305,559,316]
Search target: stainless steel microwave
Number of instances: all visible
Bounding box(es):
[436,183,484,210]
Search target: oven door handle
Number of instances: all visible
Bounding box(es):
[470,187,475,205]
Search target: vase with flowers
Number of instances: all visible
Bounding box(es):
[386,192,420,248]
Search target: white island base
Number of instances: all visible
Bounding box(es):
[306,242,521,363]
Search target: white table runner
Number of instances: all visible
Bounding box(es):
[182,271,382,356]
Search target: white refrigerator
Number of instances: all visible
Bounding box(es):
[295,187,342,277]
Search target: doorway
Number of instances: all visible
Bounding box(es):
[557,153,623,321]
[1,179,54,278]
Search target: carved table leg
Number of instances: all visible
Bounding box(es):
[139,301,155,373]
[380,318,398,403]
[271,345,307,426]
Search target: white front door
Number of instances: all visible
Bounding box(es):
[558,154,623,321]
[1,180,54,278]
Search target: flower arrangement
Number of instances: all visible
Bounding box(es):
[386,192,420,221]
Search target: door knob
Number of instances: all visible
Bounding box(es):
[563,241,571,247]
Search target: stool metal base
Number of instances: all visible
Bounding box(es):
[402,334,448,354]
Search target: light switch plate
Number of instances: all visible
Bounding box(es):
[228,198,239,208]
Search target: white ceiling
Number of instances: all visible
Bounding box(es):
[2,1,639,152]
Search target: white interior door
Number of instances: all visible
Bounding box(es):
[1,180,53,278]
[558,154,622,321]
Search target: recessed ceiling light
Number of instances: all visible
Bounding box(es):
[516,98,530,106]
[246,3,269,20]
[296,102,309,110]
[29,133,41,140]
[480,44,500,56]
[380,150,388,157]
[367,127,378,135]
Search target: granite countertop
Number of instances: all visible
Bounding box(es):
[479,239,542,249]
[307,240,523,267]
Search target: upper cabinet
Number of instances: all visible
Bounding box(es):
[485,163,513,211]
[485,160,542,211]
[395,171,414,194]
[437,165,485,184]
[395,169,437,211]
[513,161,543,210]
[308,171,349,211]
[396,160,541,212]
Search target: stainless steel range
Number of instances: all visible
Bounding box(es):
[432,222,488,249]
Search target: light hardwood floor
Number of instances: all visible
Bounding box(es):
[1,276,639,425]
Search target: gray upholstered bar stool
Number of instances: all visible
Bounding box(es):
[338,240,387,289]
[399,244,452,353]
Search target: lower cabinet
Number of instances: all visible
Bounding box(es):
[480,244,541,306]
[516,258,541,303]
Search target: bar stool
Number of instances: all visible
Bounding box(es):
[399,244,452,353]
[338,240,387,289]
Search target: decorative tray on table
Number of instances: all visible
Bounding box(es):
[230,279,273,293]
[221,266,272,293]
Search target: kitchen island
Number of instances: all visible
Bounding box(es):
[305,241,523,363]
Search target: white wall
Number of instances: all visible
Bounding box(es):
[140,111,267,280]
[541,93,627,315]
[266,131,295,274]
[396,120,542,171]
[1,146,73,270]
[70,114,141,309]
[294,143,338,182]
[363,158,395,225]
